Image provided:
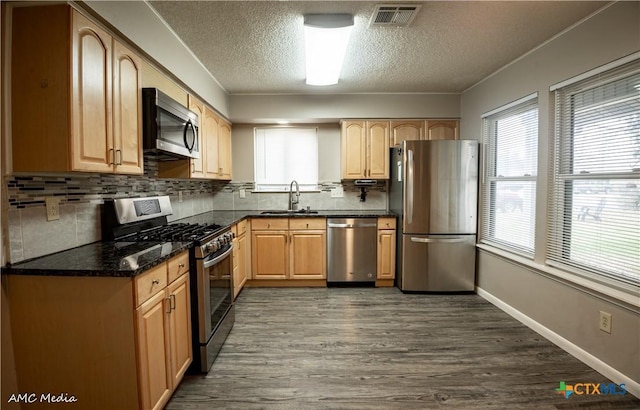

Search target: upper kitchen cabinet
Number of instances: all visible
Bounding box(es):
[158,96,232,180]
[141,60,189,109]
[426,120,459,141]
[218,119,233,180]
[341,120,389,179]
[11,5,143,174]
[390,120,424,147]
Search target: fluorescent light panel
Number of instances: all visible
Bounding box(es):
[304,14,354,86]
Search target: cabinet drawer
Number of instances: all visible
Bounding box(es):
[251,218,288,230]
[134,263,168,307]
[167,252,189,284]
[289,218,326,230]
[378,217,397,230]
[237,219,248,236]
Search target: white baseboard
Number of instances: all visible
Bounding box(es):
[477,287,640,399]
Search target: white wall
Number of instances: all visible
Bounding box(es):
[230,93,460,123]
[461,1,640,392]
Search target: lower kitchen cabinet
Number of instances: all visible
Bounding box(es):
[289,219,326,280]
[6,251,192,410]
[232,219,250,298]
[251,227,289,280]
[377,218,397,283]
[251,218,326,281]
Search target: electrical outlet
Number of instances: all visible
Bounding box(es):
[239,189,246,199]
[331,186,344,198]
[45,197,60,221]
[599,311,612,334]
[178,191,183,203]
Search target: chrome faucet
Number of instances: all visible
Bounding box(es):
[288,180,300,211]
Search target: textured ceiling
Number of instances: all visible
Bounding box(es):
[148,1,607,95]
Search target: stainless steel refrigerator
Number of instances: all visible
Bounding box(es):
[390,140,479,292]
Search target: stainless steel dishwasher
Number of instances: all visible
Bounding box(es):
[327,218,378,284]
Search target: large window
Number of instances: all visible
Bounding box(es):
[481,95,538,256]
[549,59,640,286]
[254,127,318,191]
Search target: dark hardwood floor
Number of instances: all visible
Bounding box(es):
[167,287,640,409]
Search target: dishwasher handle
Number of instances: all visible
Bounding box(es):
[327,222,378,228]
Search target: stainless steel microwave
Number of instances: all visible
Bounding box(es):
[142,88,200,160]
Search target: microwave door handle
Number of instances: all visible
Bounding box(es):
[184,120,197,152]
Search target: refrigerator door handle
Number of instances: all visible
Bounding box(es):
[410,237,468,244]
[407,148,414,225]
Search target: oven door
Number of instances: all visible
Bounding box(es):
[197,244,233,344]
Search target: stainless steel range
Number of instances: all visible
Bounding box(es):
[102,196,234,373]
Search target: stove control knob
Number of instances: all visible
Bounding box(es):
[204,243,213,254]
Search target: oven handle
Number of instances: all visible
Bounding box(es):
[202,244,234,269]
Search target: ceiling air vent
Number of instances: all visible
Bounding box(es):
[370,4,421,27]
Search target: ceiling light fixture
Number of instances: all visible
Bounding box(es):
[303,14,354,86]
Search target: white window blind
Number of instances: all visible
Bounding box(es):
[481,96,538,256]
[254,127,318,191]
[549,59,640,286]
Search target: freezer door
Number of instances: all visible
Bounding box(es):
[403,140,478,234]
[400,234,476,292]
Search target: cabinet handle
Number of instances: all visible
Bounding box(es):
[178,263,185,268]
[170,294,176,311]
[306,223,309,228]
[219,167,223,174]
[152,279,160,285]
[116,149,122,165]
[108,148,115,165]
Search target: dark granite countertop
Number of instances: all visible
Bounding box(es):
[2,240,191,278]
[2,210,395,278]
[173,210,396,227]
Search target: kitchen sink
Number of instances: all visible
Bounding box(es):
[260,210,319,215]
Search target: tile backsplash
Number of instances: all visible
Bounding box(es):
[4,157,387,263]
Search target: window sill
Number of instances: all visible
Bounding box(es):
[476,243,640,311]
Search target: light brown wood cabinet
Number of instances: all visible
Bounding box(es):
[232,219,250,298]
[341,120,390,179]
[426,120,459,141]
[289,218,327,280]
[7,251,192,410]
[390,120,425,147]
[377,218,397,282]
[251,218,326,280]
[11,5,143,174]
[158,96,232,180]
[390,119,460,146]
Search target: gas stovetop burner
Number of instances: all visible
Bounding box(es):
[119,223,224,243]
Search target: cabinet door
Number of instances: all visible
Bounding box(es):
[167,273,192,388]
[251,231,288,279]
[366,121,390,179]
[204,108,221,179]
[112,40,143,174]
[71,11,114,173]
[426,120,459,140]
[188,96,206,178]
[218,120,233,179]
[289,230,326,279]
[237,233,248,289]
[377,230,396,280]
[341,121,366,179]
[135,291,172,410]
[390,121,424,147]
